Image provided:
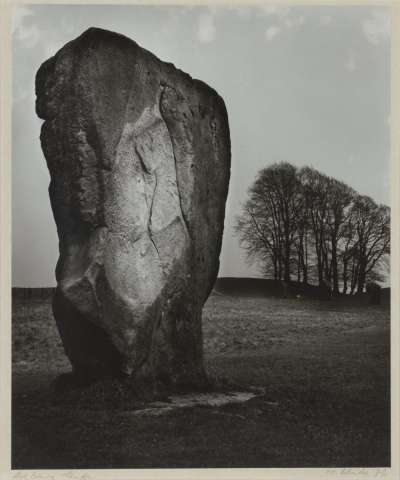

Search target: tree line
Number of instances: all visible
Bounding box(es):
[234,163,390,295]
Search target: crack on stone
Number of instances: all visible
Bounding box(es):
[149,235,160,259]
[148,170,157,228]
[158,84,191,239]
[135,145,150,175]
[170,143,190,238]
[137,145,161,262]
[106,228,146,244]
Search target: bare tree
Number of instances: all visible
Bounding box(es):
[349,196,390,293]
[339,216,357,294]
[235,163,390,295]
[324,178,355,295]
[299,167,330,287]
[235,163,301,282]
[293,205,310,284]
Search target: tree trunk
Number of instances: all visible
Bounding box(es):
[357,262,367,294]
[284,238,291,282]
[350,262,358,295]
[331,238,339,296]
[342,259,348,294]
[303,231,308,284]
[297,259,301,283]
[317,250,324,287]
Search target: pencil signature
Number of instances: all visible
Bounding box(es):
[12,472,91,480]
[325,468,389,477]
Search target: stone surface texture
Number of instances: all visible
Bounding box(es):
[36,28,230,386]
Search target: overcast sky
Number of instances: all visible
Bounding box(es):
[12,4,391,287]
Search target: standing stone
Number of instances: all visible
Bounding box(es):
[36,28,230,387]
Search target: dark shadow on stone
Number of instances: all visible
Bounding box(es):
[53,288,124,380]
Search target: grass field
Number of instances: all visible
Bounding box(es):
[12,292,390,468]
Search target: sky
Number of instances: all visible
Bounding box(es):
[12,4,391,287]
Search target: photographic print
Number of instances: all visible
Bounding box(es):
[8,1,395,476]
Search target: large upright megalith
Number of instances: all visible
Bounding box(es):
[36,28,230,387]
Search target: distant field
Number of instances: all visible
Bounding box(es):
[12,292,390,468]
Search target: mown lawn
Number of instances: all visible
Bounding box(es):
[12,293,390,468]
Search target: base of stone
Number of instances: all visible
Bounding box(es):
[51,370,263,412]
[126,391,260,417]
